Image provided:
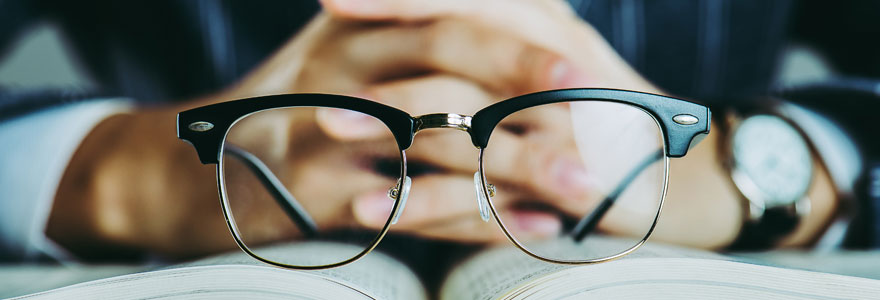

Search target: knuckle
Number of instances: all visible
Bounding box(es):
[514,45,557,90]
[420,20,467,66]
[418,23,446,64]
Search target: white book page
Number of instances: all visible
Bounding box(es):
[15,265,379,300]
[186,242,427,300]
[18,242,426,300]
[506,258,880,299]
[439,237,726,300]
[442,236,880,300]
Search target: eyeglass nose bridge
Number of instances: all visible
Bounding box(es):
[413,113,472,133]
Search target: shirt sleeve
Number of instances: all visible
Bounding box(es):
[778,101,863,250]
[0,99,131,261]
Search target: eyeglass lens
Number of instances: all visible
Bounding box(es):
[481,100,666,262]
[221,107,403,267]
[218,100,666,267]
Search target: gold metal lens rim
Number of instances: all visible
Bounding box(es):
[475,102,671,265]
[476,149,669,265]
[214,149,408,270]
[214,101,671,269]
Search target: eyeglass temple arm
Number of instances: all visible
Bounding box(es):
[570,149,664,241]
[224,145,319,238]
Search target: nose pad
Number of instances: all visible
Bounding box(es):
[388,176,412,225]
[473,172,496,222]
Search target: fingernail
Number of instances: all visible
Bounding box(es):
[353,191,394,226]
[550,60,593,89]
[551,158,595,196]
[513,211,561,237]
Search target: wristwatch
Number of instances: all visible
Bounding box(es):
[724,112,814,249]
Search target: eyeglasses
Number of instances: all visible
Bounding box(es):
[178,88,709,270]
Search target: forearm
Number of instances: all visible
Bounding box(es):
[652,123,744,249]
[0,99,130,261]
[47,108,232,260]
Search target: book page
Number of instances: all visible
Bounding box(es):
[18,242,426,300]
[441,236,880,300]
[505,258,880,299]
[15,265,383,299]
[0,265,146,298]
[440,245,565,300]
[733,250,880,280]
[439,236,726,300]
[185,241,427,300]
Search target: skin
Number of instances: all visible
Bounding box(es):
[46,0,837,260]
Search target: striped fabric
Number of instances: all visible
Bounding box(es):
[0,0,816,110]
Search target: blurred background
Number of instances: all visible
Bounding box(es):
[2,0,880,256]
[2,0,880,296]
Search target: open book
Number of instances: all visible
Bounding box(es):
[11,238,880,299]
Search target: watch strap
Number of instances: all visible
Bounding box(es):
[728,205,801,250]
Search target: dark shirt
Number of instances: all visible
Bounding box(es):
[3,0,878,109]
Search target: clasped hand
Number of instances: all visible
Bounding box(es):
[49,0,742,259]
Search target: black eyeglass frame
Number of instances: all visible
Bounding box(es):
[178,88,710,269]
[180,88,708,164]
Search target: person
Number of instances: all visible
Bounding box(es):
[1,0,866,263]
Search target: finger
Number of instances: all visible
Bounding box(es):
[413,206,565,243]
[405,130,478,174]
[400,118,601,214]
[400,100,595,205]
[413,214,509,243]
[316,74,497,141]
[325,0,658,92]
[322,0,579,54]
[315,106,392,141]
[341,19,594,94]
[351,174,562,242]
[321,0,576,25]
[229,14,353,97]
[364,74,495,115]
[481,130,602,213]
[221,135,400,243]
[493,102,575,147]
[352,174,478,228]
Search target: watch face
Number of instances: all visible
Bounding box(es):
[732,115,812,207]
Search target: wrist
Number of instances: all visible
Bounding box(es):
[652,120,744,249]
[48,112,144,259]
[720,106,840,250]
[47,108,221,259]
